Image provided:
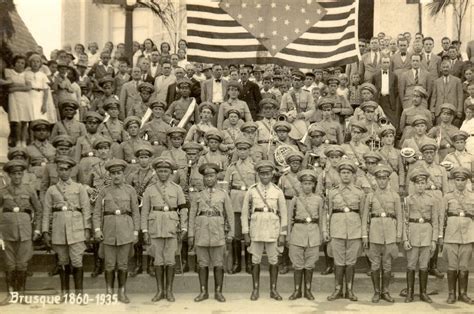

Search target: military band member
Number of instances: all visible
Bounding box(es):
[51,97,87,145]
[165,78,198,127]
[399,87,433,143]
[326,76,354,126]
[287,169,327,301]
[403,168,439,303]
[225,137,257,274]
[140,98,171,157]
[427,103,458,161]
[362,165,402,303]
[141,157,188,302]
[442,167,474,304]
[443,130,474,191]
[161,127,188,193]
[7,148,38,192]
[99,98,128,144]
[114,116,148,170]
[197,130,229,172]
[271,121,299,175]
[43,156,90,302]
[189,163,234,302]
[93,159,140,303]
[302,125,329,175]
[217,81,253,130]
[256,98,278,159]
[241,160,288,301]
[359,101,382,149]
[185,102,217,145]
[314,98,344,145]
[127,144,157,277]
[378,125,405,194]
[238,121,266,163]
[279,71,314,123]
[75,111,102,183]
[0,160,42,305]
[401,115,432,178]
[327,160,365,302]
[342,121,371,171]
[128,83,154,119]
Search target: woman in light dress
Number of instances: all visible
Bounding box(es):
[461,103,474,154]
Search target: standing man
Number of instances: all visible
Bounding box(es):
[279,71,314,125]
[399,54,432,109]
[141,157,188,303]
[372,56,400,129]
[154,60,176,105]
[43,156,90,302]
[189,163,234,303]
[359,37,381,82]
[119,66,142,120]
[93,159,140,304]
[239,67,263,121]
[421,37,441,79]
[327,160,365,302]
[390,38,412,77]
[0,160,42,305]
[201,64,229,122]
[362,165,402,303]
[442,167,474,304]
[241,160,287,301]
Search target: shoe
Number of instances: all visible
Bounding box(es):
[321,244,334,275]
[194,267,209,302]
[428,247,444,279]
[381,271,394,303]
[344,265,357,301]
[165,265,175,302]
[404,270,415,303]
[327,265,344,301]
[371,269,381,303]
[151,266,165,302]
[288,269,302,300]
[419,270,432,303]
[16,271,28,304]
[214,267,226,302]
[303,269,315,301]
[446,270,457,304]
[269,265,282,301]
[229,240,242,274]
[48,255,60,277]
[250,264,260,301]
[0,271,15,306]
[117,270,130,304]
[91,246,103,278]
[458,271,474,304]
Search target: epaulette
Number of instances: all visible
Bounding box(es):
[271,182,283,192]
[170,181,181,188]
[248,183,258,189]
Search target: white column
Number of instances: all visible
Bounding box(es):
[80,0,86,44]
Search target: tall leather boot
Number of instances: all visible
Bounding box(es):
[269,264,282,301]
[327,265,344,301]
[370,269,381,303]
[151,266,165,302]
[104,270,115,296]
[428,246,444,279]
[176,240,189,274]
[303,269,315,300]
[250,264,260,301]
[214,267,226,302]
[130,244,143,277]
[72,267,84,295]
[321,243,334,275]
[0,271,15,306]
[58,265,70,302]
[365,256,373,276]
[147,256,156,277]
[245,249,252,274]
[229,240,242,274]
[48,254,60,277]
[91,244,103,278]
[344,265,357,301]
[404,270,415,303]
[165,265,175,302]
[289,269,303,300]
[16,271,28,304]
[419,270,432,303]
[279,247,290,274]
[446,270,457,304]
[194,267,209,302]
[117,270,130,304]
[381,271,394,303]
[458,270,474,304]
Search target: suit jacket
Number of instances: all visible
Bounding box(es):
[190,77,201,104]
[148,63,162,79]
[372,70,398,107]
[201,78,229,103]
[119,80,141,120]
[166,83,181,107]
[359,51,381,82]
[430,75,464,116]
[141,73,155,84]
[448,59,465,78]
[398,68,432,108]
[390,51,412,77]
[239,80,262,120]
[420,53,441,79]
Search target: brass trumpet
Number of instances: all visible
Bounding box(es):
[378,115,388,126]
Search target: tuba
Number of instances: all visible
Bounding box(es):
[274,143,298,168]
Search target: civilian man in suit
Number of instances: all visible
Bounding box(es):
[166,67,186,107]
[430,60,464,123]
[119,66,142,120]
[437,37,451,58]
[239,67,262,120]
[359,37,381,83]
[398,54,433,109]
[138,58,155,84]
[201,64,228,125]
[149,50,162,79]
[185,63,202,104]
[372,56,400,128]
[447,46,465,78]
[391,38,412,77]
[420,37,441,80]
[154,60,176,105]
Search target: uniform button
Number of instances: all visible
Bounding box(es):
[313,162,319,167]
[306,217,312,223]
[380,212,386,217]
[189,187,195,192]
[152,141,159,145]
[241,185,247,191]
[164,206,169,212]
[115,210,121,215]
[263,207,268,213]
[62,206,68,211]
[13,207,20,213]
[446,143,450,148]
[344,207,350,213]
[430,185,436,190]
[418,218,424,223]
[459,211,465,217]
[88,152,94,157]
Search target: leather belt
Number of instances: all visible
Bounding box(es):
[104,210,132,216]
[370,213,396,219]
[447,212,474,218]
[332,208,360,214]
[52,206,82,212]
[294,218,319,224]
[408,218,432,224]
[198,211,221,217]
[152,206,177,212]
[81,152,95,158]
[231,184,248,191]
[31,161,47,167]
[257,140,276,144]
[426,185,440,191]
[3,207,32,214]
[285,195,295,200]
[188,187,202,192]
[254,207,276,213]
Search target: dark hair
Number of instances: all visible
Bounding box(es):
[11,54,27,67]
[422,37,434,44]
[118,57,130,66]
[74,43,85,53]
[160,42,171,53]
[143,38,155,50]
[47,60,57,67]
[441,37,451,42]
[178,39,188,48]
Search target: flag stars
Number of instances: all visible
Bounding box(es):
[285,4,290,10]
[305,19,310,25]
[256,3,261,9]
[317,9,322,14]
[272,30,277,35]
[249,23,254,29]
[259,33,265,38]
[295,28,300,33]
[271,3,276,8]
[283,36,288,41]
[241,2,247,8]
[284,19,289,25]
[225,3,230,8]
[301,8,306,13]
[271,45,277,50]
[272,16,277,22]
[257,16,263,22]
[237,14,242,19]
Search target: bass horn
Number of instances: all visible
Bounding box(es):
[274,143,298,168]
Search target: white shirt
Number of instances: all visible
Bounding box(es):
[212,79,224,103]
[150,63,160,78]
[381,70,389,95]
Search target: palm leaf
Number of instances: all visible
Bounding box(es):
[426,0,452,17]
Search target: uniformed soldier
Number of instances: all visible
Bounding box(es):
[362,151,384,193]
[140,97,171,157]
[399,87,433,143]
[114,116,148,172]
[256,98,278,159]
[443,130,474,191]
[401,115,432,179]
[51,97,87,145]
[7,148,38,192]
[161,127,188,189]
[99,98,128,144]
[238,121,266,163]
[302,125,329,175]
[93,159,140,303]
[75,111,102,183]
[278,151,304,274]
[185,103,217,145]
[42,156,90,302]
[326,76,354,127]
[165,78,199,128]
[0,160,42,305]
[403,168,439,303]
[126,144,157,277]
[326,160,365,302]
[442,167,474,304]
[241,160,288,301]
[279,71,314,123]
[287,169,327,301]
[341,121,371,171]
[359,101,382,149]
[427,103,458,161]
[141,157,188,302]
[217,81,253,130]
[378,125,405,194]
[224,137,257,274]
[271,121,299,176]
[189,163,234,302]
[197,130,229,172]
[312,98,344,145]
[128,83,154,119]
[362,164,402,303]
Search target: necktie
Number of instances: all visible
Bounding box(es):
[414,70,419,84]
[215,79,221,83]
[373,52,378,66]
[142,74,146,81]
[401,52,406,57]
[383,70,388,75]
[426,54,430,66]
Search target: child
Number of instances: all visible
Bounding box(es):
[256,98,278,158]
[75,111,103,183]
[98,98,127,144]
[114,58,131,96]
[336,73,349,100]
[128,82,154,119]
[51,97,87,144]
[348,73,362,109]
[139,98,171,156]
[303,72,316,92]
[260,74,278,100]
[52,61,74,102]
[460,103,474,153]
[78,81,91,121]
[89,51,114,81]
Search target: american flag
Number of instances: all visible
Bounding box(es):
[186,0,360,68]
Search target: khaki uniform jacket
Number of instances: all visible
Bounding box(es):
[278,171,302,199]
[43,179,90,245]
[224,158,257,213]
[127,166,157,203]
[40,163,79,202]
[161,148,188,188]
[316,165,341,197]
[189,188,234,247]
[241,182,288,242]
[141,181,188,238]
[328,184,365,240]
[0,185,42,241]
[26,141,56,191]
[114,138,148,164]
[93,184,140,246]
[403,193,438,246]
[51,119,87,145]
[288,193,325,247]
[378,145,405,189]
[317,119,344,144]
[99,119,128,144]
[362,189,402,244]
[443,190,474,244]
[279,89,314,120]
